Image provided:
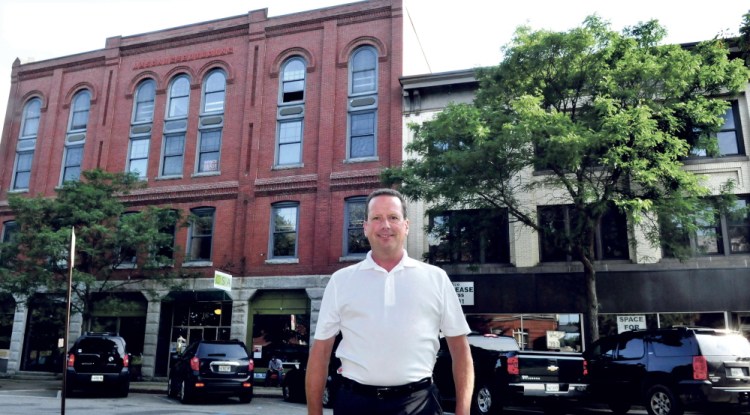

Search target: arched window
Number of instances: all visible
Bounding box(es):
[202,70,226,113]
[196,70,226,174]
[133,79,156,123]
[161,75,190,177]
[347,46,378,160]
[62,90,91,183]
[275,57,307,167]
[128,79,156,179]
[12,98,41,190]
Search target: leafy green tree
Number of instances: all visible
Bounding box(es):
[0,169,189,331]
[738,10,750,66]
[384,17,748,343]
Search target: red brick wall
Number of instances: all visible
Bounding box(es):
[0,0,403,278]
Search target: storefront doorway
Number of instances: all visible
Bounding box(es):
[21,294,66,372]
[249,290,310,369]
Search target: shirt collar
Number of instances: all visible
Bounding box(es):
[360,250,419,271]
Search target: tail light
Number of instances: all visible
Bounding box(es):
[248,359,254,371]
[583,359,588,376]
[507,356,519,375]
[123,353,129,368]
[190,356,200,371]
[693,355,708,380]
[67,353,75,368]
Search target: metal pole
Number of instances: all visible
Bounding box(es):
[61,228,76,415]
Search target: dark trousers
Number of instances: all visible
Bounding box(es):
[334,382,443,415]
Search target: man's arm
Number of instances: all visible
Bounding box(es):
[445,335,474,415]
[305,336,336,415]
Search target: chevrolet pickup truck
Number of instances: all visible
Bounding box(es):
[433,333,588,415]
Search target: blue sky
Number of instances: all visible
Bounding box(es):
[1,0,747,138]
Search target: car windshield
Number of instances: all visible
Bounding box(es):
[696,333,750,356]
[198,343,249,359]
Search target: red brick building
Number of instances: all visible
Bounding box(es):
[0,0,402,377]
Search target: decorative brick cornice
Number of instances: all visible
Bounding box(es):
[254,174,318,196]
[121,181,240,206]
[119,26,247,57]
[330,169,382,191]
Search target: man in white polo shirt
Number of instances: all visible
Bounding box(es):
[305,188,473,415]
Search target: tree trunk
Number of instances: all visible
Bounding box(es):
[582,260,599,346]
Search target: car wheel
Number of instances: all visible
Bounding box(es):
[179,380,192,404]
[322,383,336,408]
[608,400,632,414]
[472,383,496,415]
[239,393,253,403]
[118,381,129,398]
[282,384,291,401]
[167,376,175,398]
[645,385,683,415]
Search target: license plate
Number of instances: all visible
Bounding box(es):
[731,367,745,377]
[91,375,104,382]
[218,365,231,372]
[545,384,559,392]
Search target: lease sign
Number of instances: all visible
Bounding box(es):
[617,315,646,333]
[453,282,474,306]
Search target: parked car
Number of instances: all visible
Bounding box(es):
[433,333,588,415]
[584,327,750,415]
[65,332,130,397]
[167,339,254,404]
[281,355,342,407]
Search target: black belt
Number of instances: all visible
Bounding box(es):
[341,377,432,399]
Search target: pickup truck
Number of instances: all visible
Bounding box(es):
[433,333,588,415]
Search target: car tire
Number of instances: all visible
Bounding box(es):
[167,376,175,398]
[608,400,632,414]
[239,393,253,403]
[118,381,129,398]
[645,385,683,415]
[471,383,496,415]
[179,380,192,404]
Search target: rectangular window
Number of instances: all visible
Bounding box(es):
[271,204,298,258]
[197,130,221,173]
[666,197,750,257]
[2,221,17,243]
[538,204,629,262]
[128,138,149,178]
[349,111,376,159]
[428,209,510,264]
[690,101,744,158]
[344,198,369,256]
[162,134,185,176]
[13,152,33,190]
[188,208,214,262]
[277,120,302,165]
[62,145,84,183]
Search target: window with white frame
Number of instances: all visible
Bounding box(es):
[128,79,155,179]
[187,207,214,262]
[12,98,42,190]
[270,203,299,259]
[347,46,378,160]
[197,70,225,174]
[344,197,370,256]
[161,75,190,177]
[62,90,90,183]
[276,58,306,167]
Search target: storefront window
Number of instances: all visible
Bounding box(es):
[171,301,232,346]
[465,313,582,352]
[251,314,309,368]
[598,312,727,338]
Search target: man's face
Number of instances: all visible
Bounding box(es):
[364,195,409,258]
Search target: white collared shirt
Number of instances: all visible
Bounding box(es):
[314,250,470,386]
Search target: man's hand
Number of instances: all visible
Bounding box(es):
[305,336,335,415]
[446,335,474,415]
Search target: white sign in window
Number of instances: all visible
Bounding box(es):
[214,270,232,292]
[617,315,646,333]
[453,282,474,306]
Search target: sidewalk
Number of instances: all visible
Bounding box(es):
[0,373,283,398]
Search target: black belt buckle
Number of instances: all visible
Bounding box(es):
[376,387,389,399]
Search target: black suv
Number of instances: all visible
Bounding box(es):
[584,327,750,415]
[65,332,130,397]
[167,339,254,403]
